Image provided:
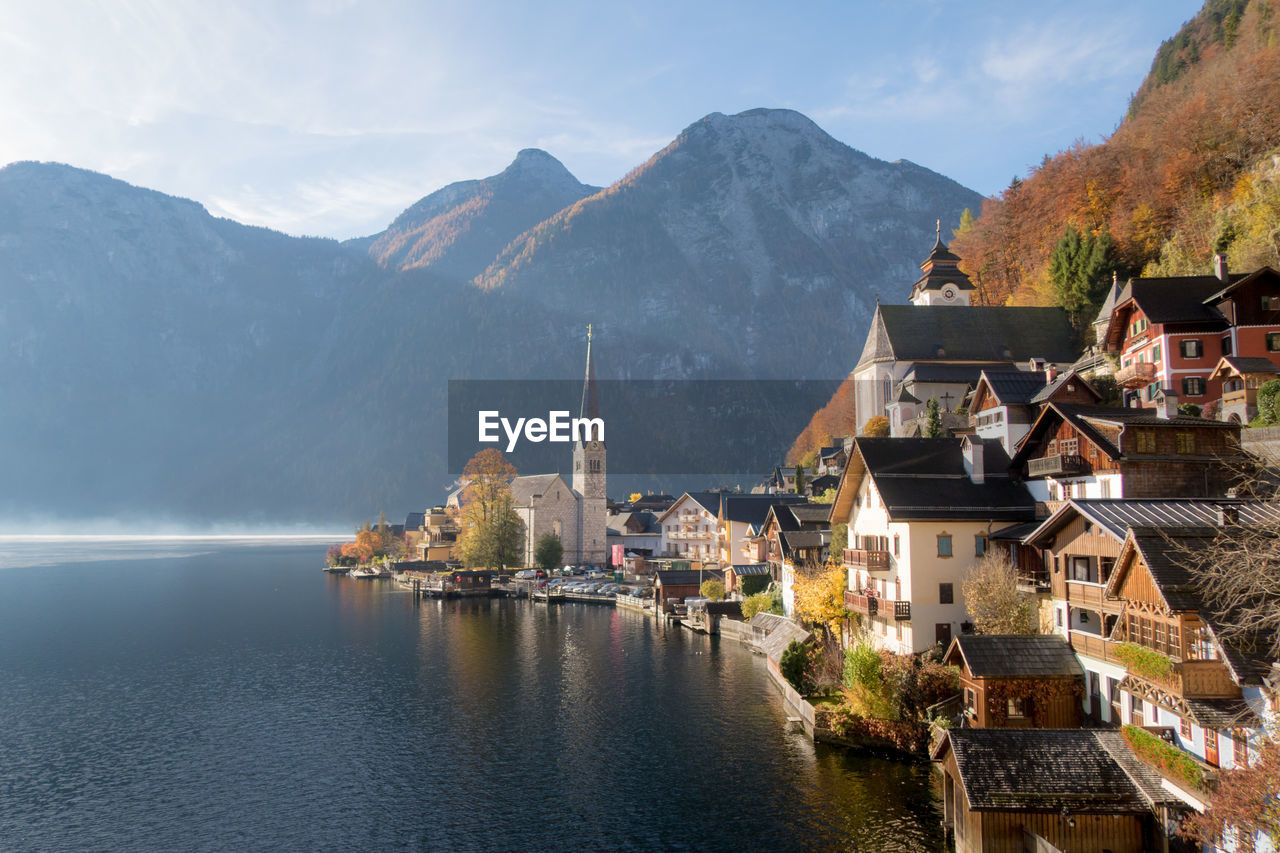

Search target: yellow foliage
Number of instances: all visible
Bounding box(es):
[792,562,848,636]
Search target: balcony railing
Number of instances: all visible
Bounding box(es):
[1027,454,1087,478]
[1115,361,1157,388]
[1069,631,1116,662]
[843,548,890,570]
[844,590,910,620]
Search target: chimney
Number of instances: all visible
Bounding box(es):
[1214,253,1229,282]
[1155,388,1179,420]
[962,435,985,484]
[1045,365,1059,383]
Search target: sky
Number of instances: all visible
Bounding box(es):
[0,0,1206,240]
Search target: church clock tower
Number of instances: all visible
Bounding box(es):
[572,324,608,566]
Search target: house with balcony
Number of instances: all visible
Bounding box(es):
[1208,355,1280,424]
[1021,499,1279,731]
[968,366,1101,454]
[1105,524,1272,785]
[1101,259,1280,412]
[830,435,1037,653]
[1008,400,1244,502]
[716,493,808,567]
[943,634,1084,729]
[657,492,721,560]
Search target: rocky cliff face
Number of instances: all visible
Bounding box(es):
[0,110,981,524]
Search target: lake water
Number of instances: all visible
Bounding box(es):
[0,540,945,851]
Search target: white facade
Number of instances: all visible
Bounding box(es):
[659,495,718,560]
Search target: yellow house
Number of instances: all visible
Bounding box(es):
[831,435,1037,653]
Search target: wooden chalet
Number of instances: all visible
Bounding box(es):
[968,366,1100,454]
[944,635,1083,729]
[933,728,1178,853]
[1208,355,1280,423]
[653,568,722,607]
[1104,525,1269,777]
[1008,401,1244,502]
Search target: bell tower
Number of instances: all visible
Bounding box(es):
[572,324,607,565]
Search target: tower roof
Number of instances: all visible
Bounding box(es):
[909,222,974,300]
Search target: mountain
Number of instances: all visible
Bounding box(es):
[359,148,598,280]
[473,109,981,378]
[952,0,1280,309]
[0,110,982,525]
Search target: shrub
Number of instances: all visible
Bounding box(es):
[1122,724,1205,790]
[816,706,930,754]
[1113,642,1174,681]
[843,642,882,692]
[738,574,770,597]
[1258,379,1280,424]
[700,579,725,601]
[781,640,816,694]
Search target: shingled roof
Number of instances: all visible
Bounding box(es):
[510,473,570,505]
[947,635,1083,679]
[935,729,1175,813]
[856,305,1078,370]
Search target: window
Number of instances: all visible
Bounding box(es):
[939,583,954,604]
[964,688,976,716]
[1263,295,1280,311]
[1222,335,1233,356]
[1234,732,1249,765]
[1056,608,1063,627]
[1079,610,1089,624]
[1007,697,1028,718]
[937,534,952,557]
[1100,479,1111,498]
[1135,429,1156,453]
[1269,333,1280,352]
[1099,557,1116,584]
[893,534,900,557]
[1180,339,1203,358]
[1071,556,1090,582]
[1180,717,1193,739]
[1152,343,1162,364]
[974,535,986,557]
[1175,432,1196,454]
[1182,376,1206,397]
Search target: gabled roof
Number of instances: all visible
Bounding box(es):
[818,445,846,461]
[806,474,840,494]
[404,511,426,530]
[510,473,572,505]
[1211,355,1280,379]
[945,634,1083,679]
[654,569,722,587]
[1024,498,1280,546]
[1103,275,1235,348]
[779,529,830,554]
[974,369,1048,407]
[833,437,1036,522]
[904,362,1009,385]
[1029,368,1100,405]
[721,493,807,527]
[729,564,772,576]
[856,305,1079,371]
[934,729,1174,813]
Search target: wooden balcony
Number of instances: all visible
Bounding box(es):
[843,548,890,570]
[1070,631,1117,662]
[1136,660,1241,699]
[1065,580,1122,613]
[845,590,878,616]
[1026,453,1087,478]
[1115,361,1156,388]
[844,590,910,620]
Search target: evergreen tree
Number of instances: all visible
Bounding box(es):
[533,532,564,574]
[1049,226,1117,320]
[923,398,944,438]
[794,465,806,494]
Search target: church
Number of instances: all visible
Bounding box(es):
[510,327,609,568]
[852,227,1080,435]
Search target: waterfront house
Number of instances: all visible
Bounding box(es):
[606,509,662,560]
[1008,400,1244,502]
[1022,498,1280,730]
[944,635,1084,729]
[831,435,1037,653]
[653,568,722,608]
[933,728,1178,853]
[658,493,721,560]
[1100,259,1280,410]
[716,493,809,567]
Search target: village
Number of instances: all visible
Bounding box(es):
[326,235,1280,853]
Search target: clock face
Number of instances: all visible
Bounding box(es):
[942,286,956,301]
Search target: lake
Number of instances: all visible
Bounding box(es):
[0,539,945,851]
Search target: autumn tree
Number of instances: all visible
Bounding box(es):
[862,415,890,438]
[792,561,848,640]
[1186,736,1280,849]
[533,532,563,574]
[962,552,1037,635]
[457,449,524,569]
[700,579,725,601]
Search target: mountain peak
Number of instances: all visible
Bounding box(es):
[498,148,581,189]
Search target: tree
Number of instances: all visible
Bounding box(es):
[741,590,775,620]
[923,398,944,438]
[962,552,1037,635]
[700,579,725,601]
[533,532,564,575]
[862,415,890,437]
[1186,737,1280,849]
[1257,379,1280,424]
[1048,225,1117,320]
[457,449,523,569]
[792,562,848,638]
[813,487,837,504]
[794,465,806,494]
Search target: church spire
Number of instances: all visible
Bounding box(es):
[579,323,599,424]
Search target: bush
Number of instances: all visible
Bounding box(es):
[1178,402,1202,418]
[700,579,725,601]
[817,706,930,754]
[781,640,816,694]
[742,591,774,620]
[843,642,882,692]
[1258,379,1280,424]
[1122,724,1205,790]
[738,574,770,597]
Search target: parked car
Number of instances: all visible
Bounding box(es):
[514,569,536,580]
[585,569,605,579]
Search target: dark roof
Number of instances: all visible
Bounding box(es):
[405,511,426,530]
[925,236,962,265]
[905,362,1009,384]
[988,521,1042,541]
[807,474,840,494]
[1220,356,1280,376]
[780,530,830,552]
[854,437,1036,521]
[730,564,772,576]
[789,504,834,524]
[705,600,743,618]
[893,385,921,404]
[977,369,1048,406]
[1029,368,1099,404]
[1011,402,1238,467]
[857,305,1079,369]
[818,445,845,460]
[938,729,1173,813]
[948,635,1083,678]
[1123,276,1235,325]
[655,569,722,587]
[717,493,808,527]
[1025,498,1280,545]
[630,493,676,511]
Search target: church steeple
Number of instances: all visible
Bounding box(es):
[908,219,975,306]
[579,323,601,429]
[572,323,606,566]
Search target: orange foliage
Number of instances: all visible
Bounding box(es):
[953,0,1280,302]
[787,376,856,465]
